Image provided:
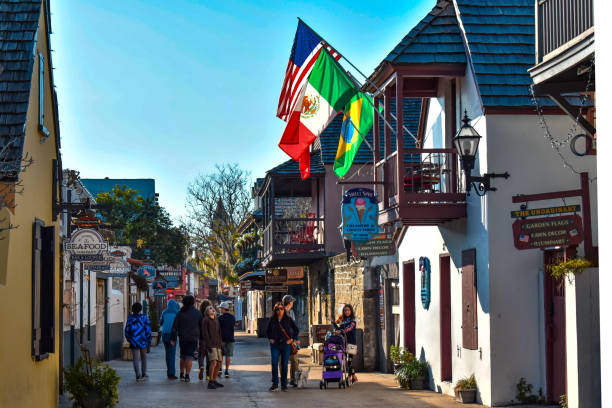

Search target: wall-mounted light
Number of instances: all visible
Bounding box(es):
[453,111,510,196]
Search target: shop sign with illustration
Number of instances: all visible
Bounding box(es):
[512,214,584,250]
[420,257,431,309]
[152,280,167,293]
[342,188,379,243]
[265,268,288,284]
[64,228,109,261]
[137,265,157,282]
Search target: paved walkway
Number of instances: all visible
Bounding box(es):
[60,332,480,408]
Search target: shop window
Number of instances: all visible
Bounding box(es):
[32,219,55,360]
[461,249,478,350]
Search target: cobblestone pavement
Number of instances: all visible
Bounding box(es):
[60,332,481,408]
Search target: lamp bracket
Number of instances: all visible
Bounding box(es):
[467,172,510,196]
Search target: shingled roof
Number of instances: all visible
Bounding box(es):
[0,0,42,180]
[266,149,326,176]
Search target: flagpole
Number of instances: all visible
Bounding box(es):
[298,18,419,145]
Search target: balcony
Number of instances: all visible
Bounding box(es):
[376,148,466,226]
[263,216,325,267]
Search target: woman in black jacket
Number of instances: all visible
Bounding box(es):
[266,302,299,392]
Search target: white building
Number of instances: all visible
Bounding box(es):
[365,1,599,406]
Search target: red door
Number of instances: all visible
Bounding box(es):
[544,248,572,403]
[403,261,415,354]
[440,255,452,381]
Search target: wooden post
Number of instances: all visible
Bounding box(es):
[396,75,405,205]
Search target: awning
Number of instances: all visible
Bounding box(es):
[239,270,265,281]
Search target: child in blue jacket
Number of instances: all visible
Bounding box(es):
[125,302,152,381]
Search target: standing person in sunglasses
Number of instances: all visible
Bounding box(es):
[266,302,299,392]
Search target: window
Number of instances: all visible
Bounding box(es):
[461,249,478,350]
[32,219,55,360]
[38,52,50,139]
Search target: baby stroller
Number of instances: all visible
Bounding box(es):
[319,333,351,389]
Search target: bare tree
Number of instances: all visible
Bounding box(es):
[0,136,33,235]
[185,163,252,282]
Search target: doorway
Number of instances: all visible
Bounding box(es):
[544,248,573,403]
[95,279,106,361]
[440,254,452,381]
[403,261,415,354]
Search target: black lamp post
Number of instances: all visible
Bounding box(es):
[453,111,509,196]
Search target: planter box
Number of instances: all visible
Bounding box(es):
[409,377,428,390]
[456,389,476,403]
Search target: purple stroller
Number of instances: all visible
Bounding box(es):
[319,334,351,389]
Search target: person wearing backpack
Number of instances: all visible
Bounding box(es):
[171,295,202,382]
[124,302,152,381]
[160,299,180,379]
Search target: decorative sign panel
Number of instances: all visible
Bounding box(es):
[152,280,167,292]
[71,254,104,262]
[420,257,431,310]
[355,234,395,257]
[165,276,180,289]
[97,271,128,278]
[265,269,288,284]
[510,204,580,218]
[512,214,584,250]
[342,188,379,243]
[64,228,108,255]
[265,285,288,292]
[84,263,110,271]
[137,265,156,282]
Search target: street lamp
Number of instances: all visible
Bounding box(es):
[453,111,509,196]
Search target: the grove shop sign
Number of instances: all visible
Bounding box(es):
[512,214,584,250]
[64,228,108,259]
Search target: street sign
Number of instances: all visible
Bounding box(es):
[510,204,580,218]
[137,265,156,282]
[265,285,288,292]
[342,188,379,243]
[355,234,395,257]
[265,269,287,284]
[70,254,104,262]
[512,214,584,250]
[64,228,108,255]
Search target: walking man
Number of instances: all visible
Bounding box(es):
[202,305,224,389]
[218,301,236,378]
[171,295,202,382]
[282,295,300,387]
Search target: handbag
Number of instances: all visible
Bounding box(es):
[279,323,298,355]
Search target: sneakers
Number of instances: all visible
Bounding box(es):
[141,375,149,380]
[199,368,204,381]
[281,386,288,392]
[168,375,178,380]
[184,374,190,383]
[224,370,229,378]
[269,384,278,392]
[180,373,184,381]
[214,381,224,388]
[135,375,142,382]
[290,380,297,387]
[208,381,217,389]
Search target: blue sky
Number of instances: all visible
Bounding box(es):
[51,0,432,219]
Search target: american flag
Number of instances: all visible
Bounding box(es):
[519,234,530,243]
[277,20,341,121]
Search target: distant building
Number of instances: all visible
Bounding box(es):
[80,178,157,200]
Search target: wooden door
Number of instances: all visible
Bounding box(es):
[544,249,571,403]
[403,261,415,354]
[95,279,105,360]
[440,255,452,381]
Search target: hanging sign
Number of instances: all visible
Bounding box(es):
[420,257,431,310]
[165,276,180,288]
[97,271,128,278]
[71,254,104,262]
[152,280,167,292]
[240,280,252,290]
[84,263,110,271]
[355,234,395,257]
[64,228,108,255]
[510,204,580,218]
[512,214,584,250]
[342,188,379,243]
[265,285,288,292]
[265,269,288,284]
[286,266,304,280]
[137,265,156,282]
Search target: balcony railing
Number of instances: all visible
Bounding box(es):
[537,0,593,62]
[263,216,325,265]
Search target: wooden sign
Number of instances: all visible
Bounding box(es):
[240,280,252,289]
[265,285,288,292]
[512,214,584,250]
[511,204,580,218]
[355,234,395,257]
[265,269,287,284]
[286,266,304,280]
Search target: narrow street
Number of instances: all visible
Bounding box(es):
[62,333,478,408]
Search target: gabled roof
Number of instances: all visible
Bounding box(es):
[266,149,326,176]
[385,0,466,64]
[0,1,42,180]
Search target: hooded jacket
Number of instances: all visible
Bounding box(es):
[160,299,180,334]
[171,306,202,343]
[124,313,152,349]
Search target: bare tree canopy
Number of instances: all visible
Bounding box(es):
[185,163,252,282]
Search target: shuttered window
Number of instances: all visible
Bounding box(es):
[32,219,55,360]
[461,249,478,350]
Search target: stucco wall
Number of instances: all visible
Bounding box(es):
[0,5,61,407]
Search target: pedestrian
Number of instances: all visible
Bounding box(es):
[266,302,299,392]
[201,305,224,389]
[198,299,212,381]
[282,294,299,387]
[171,295,202,382]
[124,302,152,381]
[160,299,180,380]
[218,301,236,378]
[335,303,357,383]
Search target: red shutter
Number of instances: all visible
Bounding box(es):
[461,249,478,350]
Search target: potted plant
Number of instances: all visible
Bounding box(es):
[454,374,477,403]
[389,345,414,371]
[394,357,429,390]
[64,355,120,408]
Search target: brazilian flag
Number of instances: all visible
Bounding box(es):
[333,92,375,178]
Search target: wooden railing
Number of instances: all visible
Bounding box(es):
[263,216,325,259]
[537,0,593,62]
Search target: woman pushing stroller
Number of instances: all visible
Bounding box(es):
[334,304,357,383]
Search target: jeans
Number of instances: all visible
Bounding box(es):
[131,347,147,378]
[270,343,290,387]
[162,334,176,376]
[278,352,299,382]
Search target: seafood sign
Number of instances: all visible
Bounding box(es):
[341,188,379,243]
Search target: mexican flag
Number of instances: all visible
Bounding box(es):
[279,48,356,179]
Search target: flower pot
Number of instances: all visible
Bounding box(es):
[456,389,476,403]
[409,377,428,390]
[393,363,402,372]
[78,390,107,408]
